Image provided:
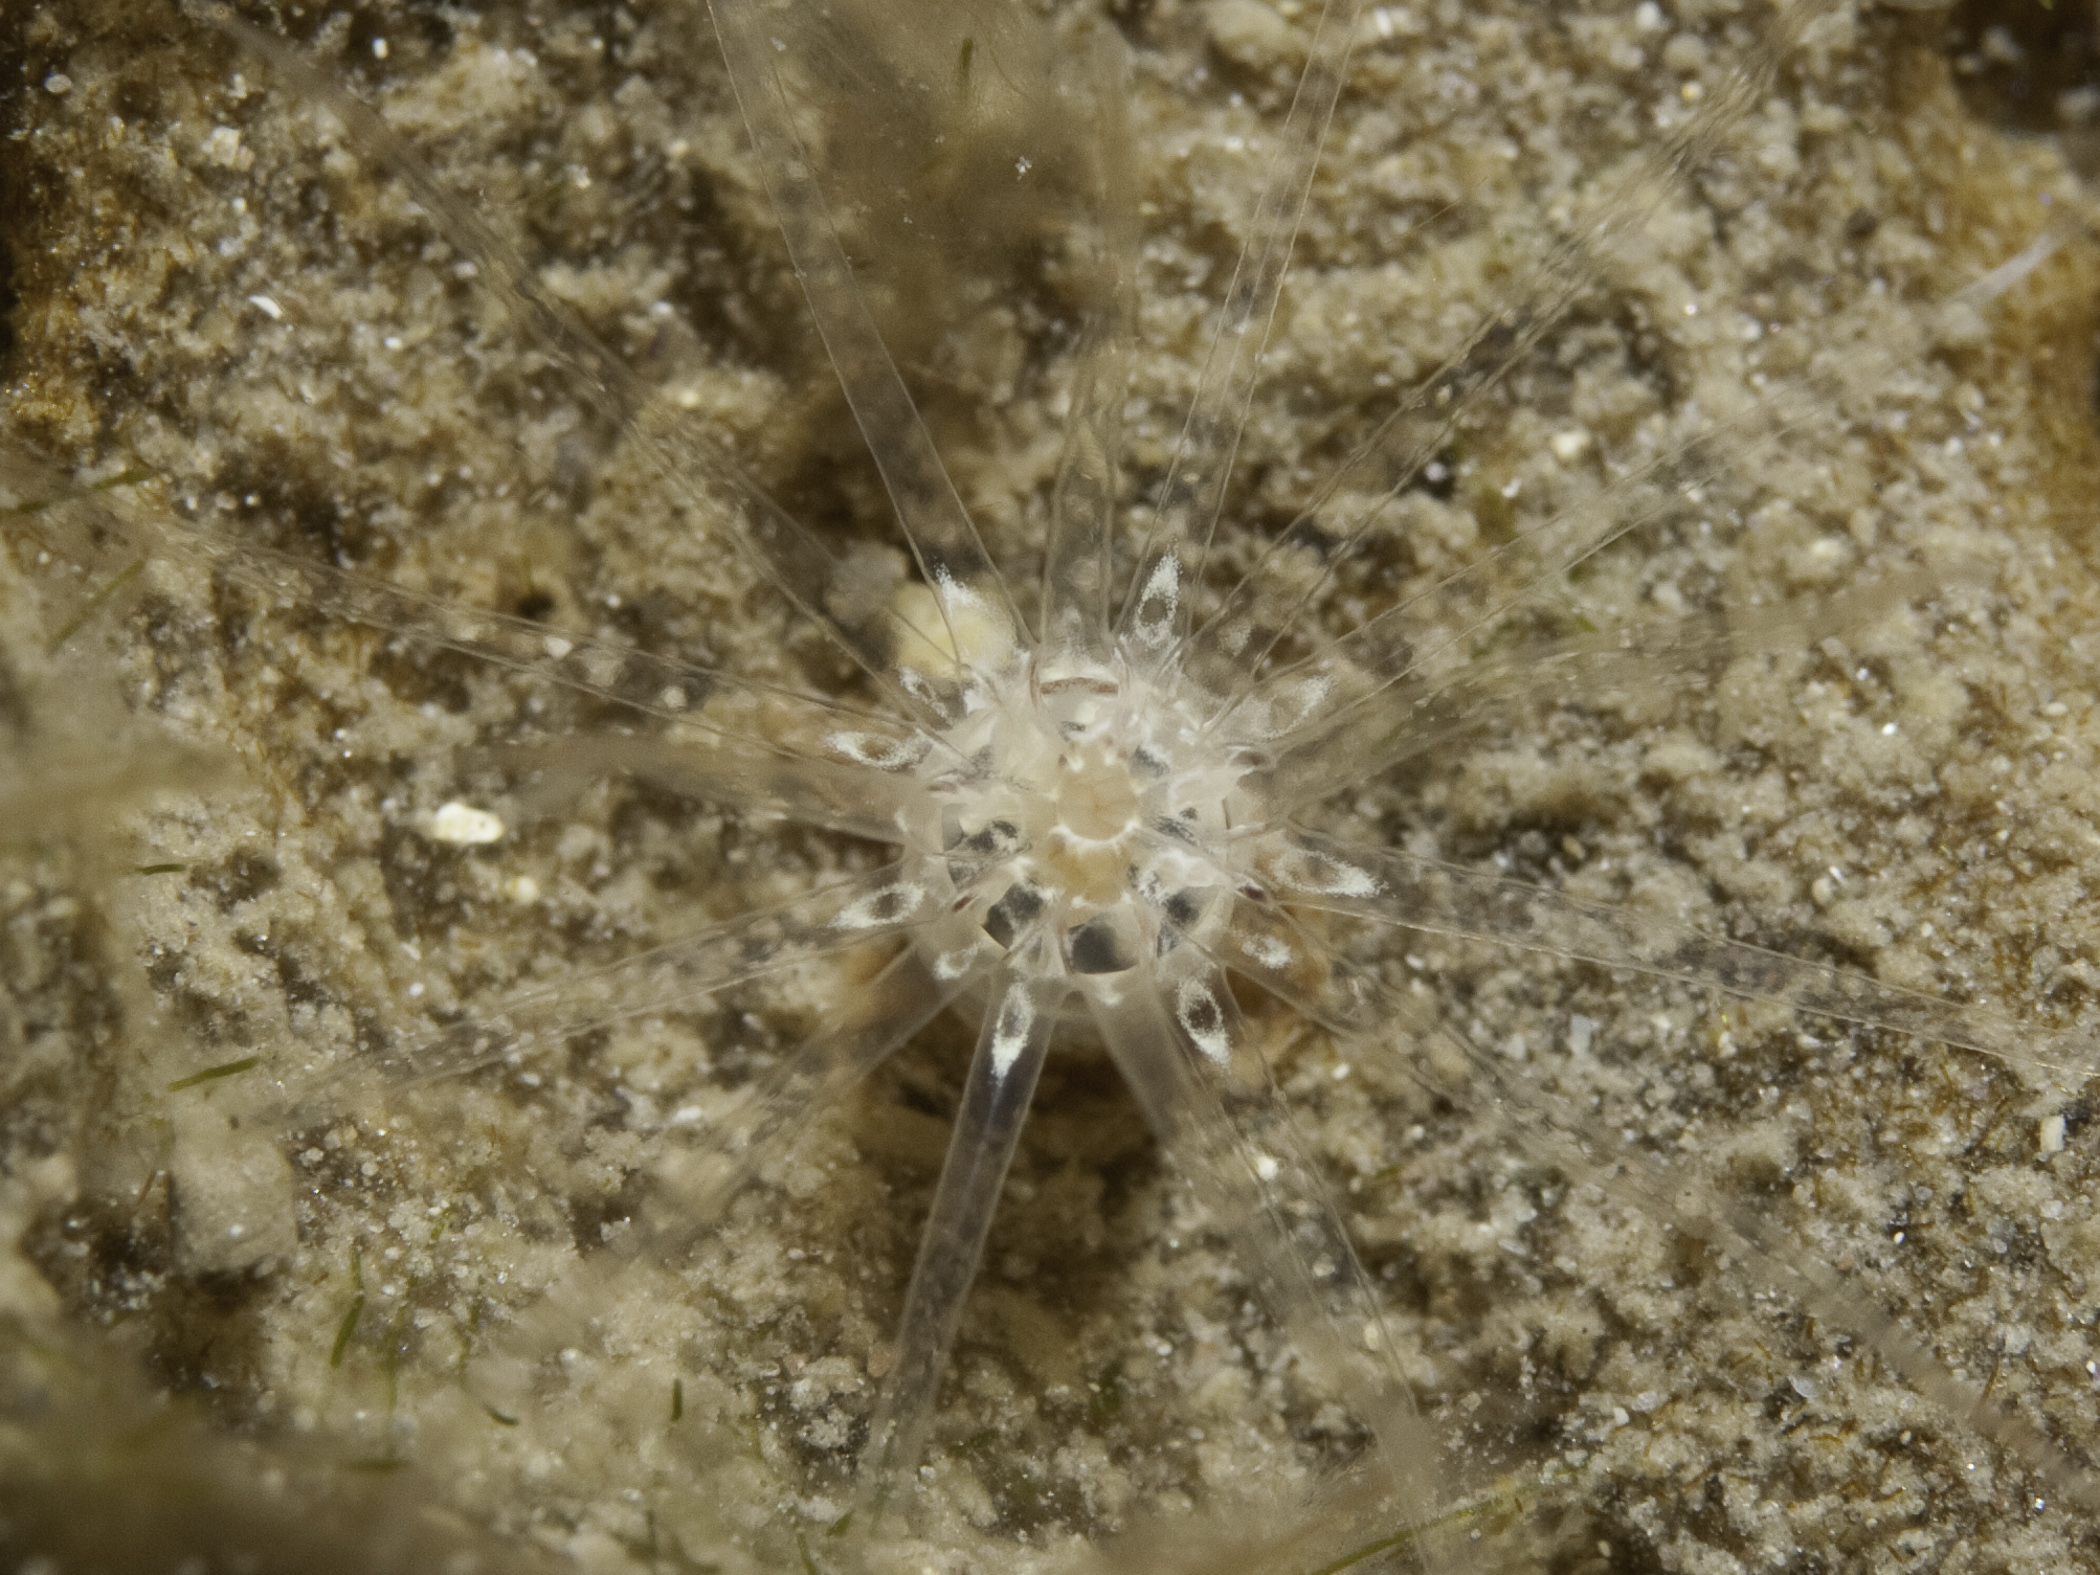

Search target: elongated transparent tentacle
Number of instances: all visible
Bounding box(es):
[1248,825,2100,1087]
[12,429,971,839]
[1080,946,1441,1554]
[1178,0,1838,705]
[118,496,944,834]
[1162,952,1412,1411]
[1092,1464,1521,1575]
[303,858,990,1096]
[1259,566,1964,814]
[204,11,953,725]
[1228,900,2100,1514]
[620,935,986,1262]
[706,0,1022,684]
[1216,214,2058,764]
[856,940,1065,1529]
[486,732,911,846]
[1115,0,1364,672]
[240,542,906,751]
[1217,362,1892,769]
[459,936,983,1411]
[1155,948,1442,1532]
[1037,21,1137,664]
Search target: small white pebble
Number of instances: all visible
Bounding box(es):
[43,72,72,95]
[430,801,506,845]
[2039,1113,2067,1157]
[246,293,283,320]
[1549,428,1591,463]
[203,125,244,166]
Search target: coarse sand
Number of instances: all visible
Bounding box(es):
[5,1,2100,1570]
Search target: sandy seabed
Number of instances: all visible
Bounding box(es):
[5,1,2100,1571]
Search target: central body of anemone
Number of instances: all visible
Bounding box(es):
[908,651,1256,981]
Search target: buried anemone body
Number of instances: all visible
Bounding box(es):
[6,0,2100,1570]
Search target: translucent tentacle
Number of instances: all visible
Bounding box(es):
[488,733,913,847]
[1215,216,2060,763]
[136,498,944,832]
[1156,950,1442,1520]
[1259,565,1963,814]
[458,934,990,1470]
[1037,22,1137,664]
[856,937,1066,1529]
[1177,0,1837,705]
[1227,901,2100,1515]
[252,542,904,748]
[1080,946,1441,1544]
[628,934,987,1262]
[11,426,946,842]
[305,858,987,1095]
[1115,0,1365,672]
[1248,826,2100,1088]
[707,0,1023,684]
[205,11,953,725]
[1218,374,1874,769]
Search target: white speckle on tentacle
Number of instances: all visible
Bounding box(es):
[932,947,979,982]
[826,731,925,770]
[1132,556,1181,646]
[835,881,925,931]
[990,989,1037,1078]
[1290,851,1380,899]
[1175,978,1232,1065]
[1247,934,1293,970]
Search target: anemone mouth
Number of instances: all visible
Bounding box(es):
[1052,738,1141,844]
[911,645,1254,999]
